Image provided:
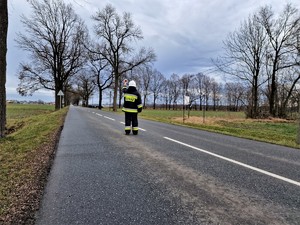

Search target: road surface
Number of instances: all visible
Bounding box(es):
[35,106,300,224]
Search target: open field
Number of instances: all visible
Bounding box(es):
[0,104,68,224]
[6,104,55,120]
[140,109,300,149]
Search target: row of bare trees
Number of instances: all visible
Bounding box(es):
[2,1,300,138]
[13,0,249,115]
[215,3,300,118]
[124,66,300,119]
[16,0,88,109]
[16,0,155,111]
[126,69,244,112]
[72,3,300,119]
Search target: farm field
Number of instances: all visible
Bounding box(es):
[140,109,300,148]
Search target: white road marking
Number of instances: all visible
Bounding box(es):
[104,116,115,121]
[94,112,145,131]
[164,137,300,187]
[119,122,146,131]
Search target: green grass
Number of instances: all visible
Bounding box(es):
[7,103,55,119]
[139,109,300,149]
[0,104,68,220]
[140,109,245,121]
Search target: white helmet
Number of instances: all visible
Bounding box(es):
[128,80,136,87]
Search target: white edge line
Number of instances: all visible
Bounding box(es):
[164,137,300,187]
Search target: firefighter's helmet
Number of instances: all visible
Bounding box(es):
[129,80,136,87]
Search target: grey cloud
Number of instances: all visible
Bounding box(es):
[6,0,300,101]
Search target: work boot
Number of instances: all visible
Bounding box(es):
[125,131,130,135]
[133,130,138,135]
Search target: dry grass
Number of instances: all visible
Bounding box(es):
[140,110,299,148]
[173,116,292,125]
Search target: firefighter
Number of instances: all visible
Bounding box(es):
[122,79,143,135]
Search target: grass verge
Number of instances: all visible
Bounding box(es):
[0,104,68,224]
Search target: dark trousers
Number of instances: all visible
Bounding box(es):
[125,112,138,133]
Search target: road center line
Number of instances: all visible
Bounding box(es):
[104,116,115,121]
[164,137,300,187]
[96,113,103,117]
[119,122,146,131]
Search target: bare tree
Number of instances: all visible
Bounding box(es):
[180,74,196,115]
[225,82,246,111]
[181,74,194,95]
[276,68,300,117]
[202,76,213,110]
[195,73,206,110]
[259,4,300,116]
[87,43,113,109]
[76,73,95,107]
[186,75,198,110]
[92,4,155,111]
[0,0,8,138]
[16,0,88,109]
[169,73,181,110]
[211,79,222,111]
[161,79,172,110]
[215,12,268,118]
[150,69,165,109]
[138,65,153,108]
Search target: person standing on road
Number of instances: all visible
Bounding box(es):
[122,79,143,135]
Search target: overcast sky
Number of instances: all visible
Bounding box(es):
[6,0,300,102]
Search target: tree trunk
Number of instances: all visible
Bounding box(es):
[153,97,156,109]
[253,83,258,118]
[251,73,259,118]
[0,0,8,138]
[113,71,118,112]
[269,74,277,116]
[118,89,122,109]
[98,88,103,109]
[269,54,279,117]
[143,95,147,108]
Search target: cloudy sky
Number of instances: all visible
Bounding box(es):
[6,0,300,102]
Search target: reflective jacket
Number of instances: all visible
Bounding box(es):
[122,86,143,113]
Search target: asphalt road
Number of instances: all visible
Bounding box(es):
[35,106,300,225]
